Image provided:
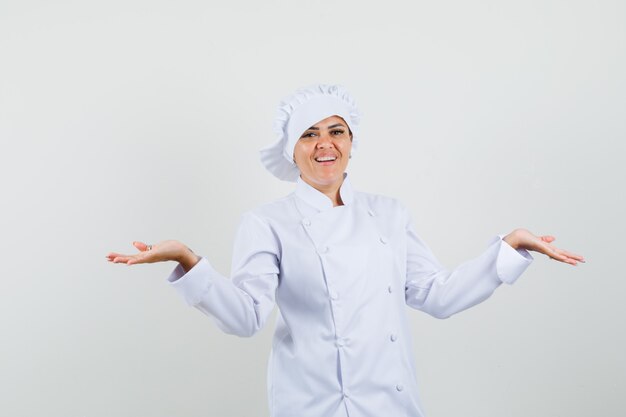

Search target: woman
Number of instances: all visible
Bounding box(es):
[107,84,584,417]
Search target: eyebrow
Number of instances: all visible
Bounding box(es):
[304,123,347,131]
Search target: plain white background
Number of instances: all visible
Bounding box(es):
[1,0,624,416]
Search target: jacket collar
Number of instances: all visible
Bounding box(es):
[295,172,355,212]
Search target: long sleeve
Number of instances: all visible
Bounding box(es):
[166,212,281,337]
[404,210,533,319]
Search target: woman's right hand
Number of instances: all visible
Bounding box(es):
[106,240,193,266]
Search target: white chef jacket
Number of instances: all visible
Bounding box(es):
[167,173,534,417]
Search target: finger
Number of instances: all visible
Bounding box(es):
[559,249,585,262]
[541,235,556,243]
[133,241,149,252]
[555,258,578,266]
[113,255,143,265]
[552,247,585,263]
[108,252,131,262]
[548,247,580,266]
[111,253,146,264]
[542,244,571,263]
[112,255,132,263]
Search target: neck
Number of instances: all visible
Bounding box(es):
[301,175,345,207]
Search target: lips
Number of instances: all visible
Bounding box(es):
[314,155,338,163]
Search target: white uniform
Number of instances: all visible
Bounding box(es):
[167,174,533,417]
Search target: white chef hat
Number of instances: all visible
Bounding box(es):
[259,84,361,182]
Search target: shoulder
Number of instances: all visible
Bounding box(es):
[240,193,298,226]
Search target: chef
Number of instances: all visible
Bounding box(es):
[107,84,585,417]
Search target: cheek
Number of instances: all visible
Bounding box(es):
[339,141,352,156]
[294,143,313,163]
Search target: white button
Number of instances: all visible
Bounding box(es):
[387,285,393,293]
[343,391,350,399]
[318,246,329,254]
[380,236,388,244]
[390,334,398,342]
[302,218,311,226]
[396,384,404,392]
[329,290,338,300]
[336,338,345,347]
[368,209,375,217]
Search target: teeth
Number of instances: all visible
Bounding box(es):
[316,156,337,162]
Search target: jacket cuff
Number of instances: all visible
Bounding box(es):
[166,256,218,306]
[489,234,534,285]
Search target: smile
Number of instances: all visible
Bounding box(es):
[314,156,337,165]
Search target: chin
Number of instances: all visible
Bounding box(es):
[311,171,344,185]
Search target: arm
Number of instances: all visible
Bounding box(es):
[167,212,280,337]
[403,211,533,319]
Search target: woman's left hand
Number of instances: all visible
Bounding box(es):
[503,228,585,266]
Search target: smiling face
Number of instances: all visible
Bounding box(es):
[293,115,353,189]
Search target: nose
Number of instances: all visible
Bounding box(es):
[316,131,334,148]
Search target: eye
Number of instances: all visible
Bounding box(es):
[300,132,317,139]
[331,129,346,136]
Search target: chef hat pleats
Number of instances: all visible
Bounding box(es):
[260,84,361,182]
